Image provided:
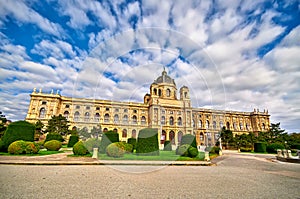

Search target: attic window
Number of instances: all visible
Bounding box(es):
[42,101,47,105]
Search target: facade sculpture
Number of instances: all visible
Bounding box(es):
[26,69,270,147]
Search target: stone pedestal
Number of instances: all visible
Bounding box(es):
[277,149,282,157]
[92,148,98,159]
[204,151,210,161]
[219,150,222,156]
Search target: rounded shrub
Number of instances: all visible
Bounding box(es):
[106,143,125,158]
[116,142,133,153]
[188,147,199,158]
[44,140,62,151]
[266,143,284,153]
[8,140,27,154]
[163,140,172,151]
[210,146,221,154]
[7,140,39,155]
[67,135,79,147]
[25,142,39,154]
[73,141,89,155]
[176,144,190,156]
[45,133,64,143]
[254,142,267,153]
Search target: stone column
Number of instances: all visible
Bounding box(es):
[92,148,98,159]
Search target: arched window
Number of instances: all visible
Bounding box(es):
[114,114,119,123]
[123,115,128,124]
[246,123,250,131]
[141,116,146,125]
[169,131,175,144]
[262,123,266,131]
[205,120,210,129]
[213,121,217,129]
[104,113,109,123]
[240,123,243,130]
[132,129,136,138]
[122,129,127,138]
[103,128,108,132]
[94,113,100,122]
[198,120,202,128]
[74,111,80,121]
[39,108,46,118]
[219,121,224,129]
[200,133,204,141]
[132,115,137,124]
[233,123,238,130]
[161,130,166,144]
[84,112,90,122]
[158,89,162,96]
[226,122,230,130]
[177,117,182,126]
[153,88,157,95]
[178,131,183,143]
[169,116,174,125]
[192,119,195,128]
[63,111,69,118]
[113,128,118,133]
[161,116,165,125]
[166,88,171,97]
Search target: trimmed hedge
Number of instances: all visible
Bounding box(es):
[188,147,199,158]
[45,133,64,143]
[106,143,125,158]
[127,138,137,150]
[240,147,252,152]
[99,131,119,153]
[117,142,133,153]
[136,128,159,156]
[84,138,101,152]
[180,134,197,148]
[210,146,221,154]
[163,140,172,151]
[73,141,89,155]
[176,144,190,156]
[2,121,35,151]
[7,140,39,155]
[266,143,284,153]
[44,140,62,151]
[67,135,79,147]
[254,142,267,153]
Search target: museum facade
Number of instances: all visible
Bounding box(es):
[26,69,270,147]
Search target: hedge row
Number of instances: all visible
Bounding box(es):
[99,131,119,153]
[136,128,159,156]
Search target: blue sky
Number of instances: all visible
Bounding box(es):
[0,0,299,133]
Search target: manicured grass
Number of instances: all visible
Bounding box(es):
[0,150,63,156]
[97,151,206,161]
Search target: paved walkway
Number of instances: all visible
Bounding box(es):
[0,149,213,166]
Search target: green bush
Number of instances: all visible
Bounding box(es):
[188,147,199,158]
[163,140,172,151]
[116,142,133,153]
[44,140,62,151]
[266,143,284,153]
[176,144,190,156]
[25,142,39,154]
[73,141,89,155]
[45,133,64,143]
[99,131,119,153]
[127,138,137,150]
[8,140,27,154]
[106,143,125,158]
[0,139,5,152]
[67,135,79,147]
[180,134,197,148]
[2,121,35,151]
[136,128,159,156]
[210,146,220,154]
[240,147,252,152]
[291,144,300,150]
[84,138,101,152]
[254,142,267,153]
[7,140,39,154]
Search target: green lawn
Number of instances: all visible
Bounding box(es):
[0,150,63,156]
[97,151,206,161]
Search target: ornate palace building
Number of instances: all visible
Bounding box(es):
[26,69,270,148]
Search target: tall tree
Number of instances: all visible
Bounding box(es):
[258,123,286,144]
[45,114,70,136]
[220,127,233,149]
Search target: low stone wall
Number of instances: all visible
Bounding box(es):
[276,149,300,163]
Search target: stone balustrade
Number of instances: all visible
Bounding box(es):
[276,149,300,163]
